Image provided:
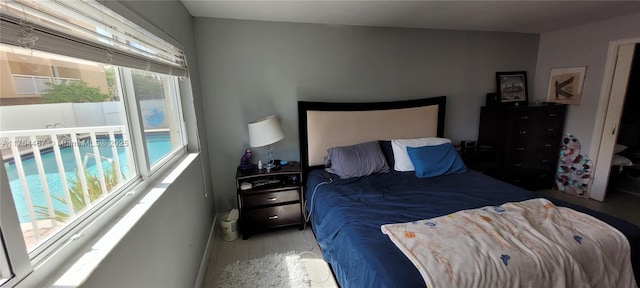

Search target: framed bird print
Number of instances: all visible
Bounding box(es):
[546,67,587,105]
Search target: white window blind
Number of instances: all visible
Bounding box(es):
[0,0,187,76]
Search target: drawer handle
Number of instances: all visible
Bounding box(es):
[520,116,529,120]
[516,147,525,151]
[540,174,548,178]
[519,131,527,134]
[542,159,550,163]
[549,113,556,117]
[514,163,523,167]
[547,128,555,132]
[266,197,277,202]
[545,144,552,147]
[268,215,279,220]
[512,179,521,183]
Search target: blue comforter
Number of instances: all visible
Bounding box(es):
[305,169,640,288]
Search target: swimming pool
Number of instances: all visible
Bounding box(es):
[4,132,172,223]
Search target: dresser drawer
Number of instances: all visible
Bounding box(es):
[243,203,301,228]
[512,108,563,123]
[511,121,562,138]
[242,189,300,207]
[506,154,557,169]
[511,111,535,125]
[533,152,558,168]
[505,169,555,190]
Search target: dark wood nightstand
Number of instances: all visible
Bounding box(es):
[236,163,303,239]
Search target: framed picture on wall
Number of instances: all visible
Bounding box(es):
[496,71,528,106]
[546,67,587,105]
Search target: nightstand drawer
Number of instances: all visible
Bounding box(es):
[243,203,301,227]
[243,189,300,207]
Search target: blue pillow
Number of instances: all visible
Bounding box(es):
[406,143,467,178]
[327,141,390,179]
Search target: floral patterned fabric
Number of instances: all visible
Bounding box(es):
[381,198,636,288]
[556,134,592,197]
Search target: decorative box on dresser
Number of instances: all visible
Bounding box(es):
[236,163,304,239]
[478,104,567,190]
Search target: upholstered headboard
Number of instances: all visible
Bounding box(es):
[298,96,446,174]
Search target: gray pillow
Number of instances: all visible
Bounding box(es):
[327,141,390,179]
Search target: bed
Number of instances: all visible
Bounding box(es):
[298,96,640,287]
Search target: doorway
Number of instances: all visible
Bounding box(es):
[591,42,639,201]
[608,44,640,195]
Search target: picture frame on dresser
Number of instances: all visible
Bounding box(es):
[496,71,528,106]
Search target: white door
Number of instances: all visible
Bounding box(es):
[591,43,636,201]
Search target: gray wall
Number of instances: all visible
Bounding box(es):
[533,12,640,154]
[194,18,539,211]
[82,154,207,287]
[81,1,215,287]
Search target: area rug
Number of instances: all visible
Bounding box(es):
[218,251,311,288]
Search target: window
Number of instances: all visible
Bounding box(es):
[0,0,190,286]
[0,231,11,285]
[1,47,141,253]
[130,69,186,167]
[12,75,52,95]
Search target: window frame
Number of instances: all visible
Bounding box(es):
[0,231,10,284]
[121,68,188,177]
[0,161,31,287]
[0,55,191,288]
[0,0,195,285]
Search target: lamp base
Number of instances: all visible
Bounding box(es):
[263,144,281,171]
[264,161,281,172]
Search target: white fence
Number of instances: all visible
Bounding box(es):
[0,101,168,131]
[0,125,131,241]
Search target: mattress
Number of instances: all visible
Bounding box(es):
[304,169,640,287]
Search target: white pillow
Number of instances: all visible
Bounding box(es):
[391,137,452,171]
[612,155,633,166]
[614,144,628,154]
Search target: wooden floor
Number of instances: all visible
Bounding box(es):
[201,190,640,287]
[202,226,338,288]
[535,189,640,227]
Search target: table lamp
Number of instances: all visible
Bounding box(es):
[248,115,285,171]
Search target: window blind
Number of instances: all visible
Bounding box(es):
[0,0,187,76]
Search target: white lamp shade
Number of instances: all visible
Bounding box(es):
[248,115,285,147]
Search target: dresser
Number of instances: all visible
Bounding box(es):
[478,104,566,190]
[236,163,303,239]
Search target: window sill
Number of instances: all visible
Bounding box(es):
[19,152,200,288]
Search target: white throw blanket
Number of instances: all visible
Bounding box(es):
[381,198,637,288]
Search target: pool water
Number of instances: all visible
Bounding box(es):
[4,132,172,223]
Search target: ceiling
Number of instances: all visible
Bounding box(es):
[180,1,640,34]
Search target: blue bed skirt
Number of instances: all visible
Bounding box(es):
[305,169,640,287]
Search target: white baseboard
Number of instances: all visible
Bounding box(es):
[194,214,217,288]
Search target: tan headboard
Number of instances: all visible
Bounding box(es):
[298,96,446,173]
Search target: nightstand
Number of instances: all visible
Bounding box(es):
[236,163,304,239]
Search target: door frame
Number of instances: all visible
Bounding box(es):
[588,38,640,201]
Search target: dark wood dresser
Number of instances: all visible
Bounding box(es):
[236,163,303,239]
[478,104,566,190]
